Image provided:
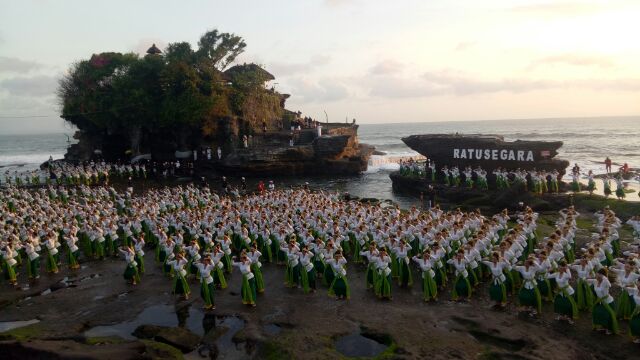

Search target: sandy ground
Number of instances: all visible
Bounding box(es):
[1,211,640,359]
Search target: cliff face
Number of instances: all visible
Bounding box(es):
[197,125,373,176]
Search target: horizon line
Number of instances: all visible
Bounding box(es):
[1,114,638,136]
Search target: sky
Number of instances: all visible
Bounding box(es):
[0,0,639,134]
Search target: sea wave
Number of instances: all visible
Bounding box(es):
[0,153,65,171]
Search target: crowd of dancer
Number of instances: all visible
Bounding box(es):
[1,184,640,340]
[398,158,636,200]
[1,160,207,188]
[3,161,147,187]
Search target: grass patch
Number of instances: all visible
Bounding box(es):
[84,336,128,345]
[575,217,592,231]
[573,194,640,219]
[258,340,293,360]
[141,340,184,360]
[0,323,43,341]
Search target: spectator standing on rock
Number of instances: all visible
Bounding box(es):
[605,157,612,174]
[221,176,228,192]
[427,185,436,209]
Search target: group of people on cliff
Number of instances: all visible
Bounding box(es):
[2,183,640,341]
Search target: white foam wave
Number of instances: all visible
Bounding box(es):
[0,153,65,171]
[366,154,425,173]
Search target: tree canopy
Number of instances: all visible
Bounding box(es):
[58,29,282,158]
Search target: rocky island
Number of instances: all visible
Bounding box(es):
[58,30,372,176]
[391,134,572,211]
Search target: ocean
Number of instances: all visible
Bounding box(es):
[2,116,639,207]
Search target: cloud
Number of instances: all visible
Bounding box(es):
[287,77,349,102]
[366,75,440,98]
[368,59,404,76]
[0,56,43,74]
[528,54,615,69]
[364,69,640,99]
[0,75,59,97]
[421,71,557,95]
[324,0,354,7]
[268,55,331,77]
[509,2,606,17]
[454,41,476,51]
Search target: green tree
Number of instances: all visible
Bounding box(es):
[196,29,246,70]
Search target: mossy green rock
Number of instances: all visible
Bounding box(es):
[133,325,200,353]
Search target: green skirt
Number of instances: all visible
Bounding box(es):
[300,267,316,293]
[67,250,79,268]
[554,293,578,319]
[629,308,640,337]
[134,254,145,274]
[365,263,377,289]
[593,301,619,333]
[422,272,438,301]
[538,278,553,302]
[616,291,636,320]
[489,281,507,303]
[434,268,447,287]
[575,279,594,311]
[518,287,542,313]
[3,263,17,282]
[200,281,215,307]
[323,265,335,287]
[375,273,392,299]
[45,252,58,273]
[213,266,227,289]
[452,275,471,300]
[27,257,40,279]
[329,275,350,299]
[251,263,265,293]
[397,259,413,287]
[172,273,190,296]
[124,263,140,283]
[241,275,257,305]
